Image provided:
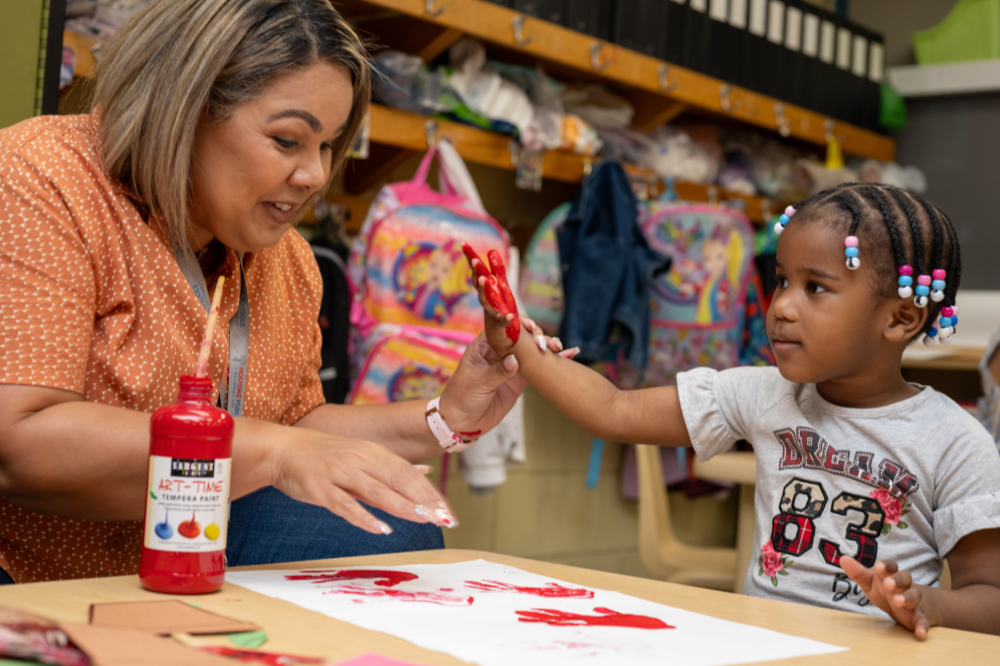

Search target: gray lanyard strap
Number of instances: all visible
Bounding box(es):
[172,238,250,418]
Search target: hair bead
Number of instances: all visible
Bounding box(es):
[899,265,913,276]
[932,269,946,280]
[775,206,796,235]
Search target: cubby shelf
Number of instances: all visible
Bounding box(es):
[334,104,788,224]
[335,0,895,161]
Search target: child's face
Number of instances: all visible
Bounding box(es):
[767,221,894,385]
[701,239,727,281]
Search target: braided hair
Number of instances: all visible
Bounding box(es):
[788,183,962,343]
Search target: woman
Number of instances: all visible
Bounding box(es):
[0,0,558,583]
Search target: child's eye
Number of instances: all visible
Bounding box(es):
[776,276,788,289]
[808,282,828,294]
[274,137,297,149]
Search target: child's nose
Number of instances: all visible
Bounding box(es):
[770,290,797,321]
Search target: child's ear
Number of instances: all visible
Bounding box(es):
[885,297,929,343]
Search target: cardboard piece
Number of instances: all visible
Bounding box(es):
[59,623,235,666]
[334,655,431,666]
[89,600,259,635]
[202,646,325,664]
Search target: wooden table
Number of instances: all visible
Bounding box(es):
[0,549,995,664]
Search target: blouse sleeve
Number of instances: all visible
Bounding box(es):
[0,134,97,393]
[279,318,326,425]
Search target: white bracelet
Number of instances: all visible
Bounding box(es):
[425,397,474,453]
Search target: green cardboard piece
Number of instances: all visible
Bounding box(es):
[229,630,268,649]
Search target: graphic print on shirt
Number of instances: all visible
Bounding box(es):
[765,427,920,604]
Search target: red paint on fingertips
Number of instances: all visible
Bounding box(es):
[322,585,473,606]
[465,579,594,598]
[286,569,418,587]
[515,607,673,629]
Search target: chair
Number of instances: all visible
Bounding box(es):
[636,444,737,590]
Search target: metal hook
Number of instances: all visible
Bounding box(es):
[589,42,611,71]
[508,140,520,168]
[707,186,719,206]
[823,119,845,144]
[425,0,444,18]
[774,103,791,138]
[760,197,773,221]
[657,64,678,93]
[510,15,532,47]
[424,119,439,147]
[719,85,742,113]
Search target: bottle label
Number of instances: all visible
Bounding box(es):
[143,455,230,553]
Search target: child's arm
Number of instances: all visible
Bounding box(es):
[840,528,1000,638]
[467,252,691,448]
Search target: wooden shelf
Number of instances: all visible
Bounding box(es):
[337,104,786,224]
[336,0,895,161]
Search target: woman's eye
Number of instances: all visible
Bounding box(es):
[274,138,297,149]
[320,142,334,152]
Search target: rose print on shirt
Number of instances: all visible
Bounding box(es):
[869,489,909,534]
[758,540,793,587]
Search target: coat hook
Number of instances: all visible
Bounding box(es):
[589,42,611,71]
[719,85,742,113]
[425,0,444,18]
[424,119,439,147]
[774,103,791,137]
[657,64,678,93]
[511,15,532,47]
[760,197,772,221]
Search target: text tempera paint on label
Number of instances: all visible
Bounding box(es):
[144,455,230,552]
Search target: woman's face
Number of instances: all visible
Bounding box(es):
[188,61,353,253]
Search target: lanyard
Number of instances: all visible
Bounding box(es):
[173,238,251,418]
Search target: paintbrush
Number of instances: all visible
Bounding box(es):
[194,277,225,377]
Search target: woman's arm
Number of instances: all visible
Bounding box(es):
[0,384,450,533]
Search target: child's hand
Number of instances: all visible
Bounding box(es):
[840,556,936,639]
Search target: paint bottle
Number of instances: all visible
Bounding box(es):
[140,376,233,594]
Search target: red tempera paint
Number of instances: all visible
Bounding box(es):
[464,579,594,599]
[321,585,473,606]
[285,569,418,588]
[514,607,674,629]
[486,250,520,343]
[458,430,482,438]
[462,243,491,282]
[200,647,325,665]
[140,376,233,594]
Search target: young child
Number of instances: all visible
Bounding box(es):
[467,182,1000,638]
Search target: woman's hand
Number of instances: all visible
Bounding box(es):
[268,425,457,535]
[840,556,935,638]
[437,319,577,438]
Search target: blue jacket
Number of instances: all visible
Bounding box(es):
[557,160,669,373]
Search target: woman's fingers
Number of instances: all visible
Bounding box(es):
[559,347,581,359]
[317,483,396,535]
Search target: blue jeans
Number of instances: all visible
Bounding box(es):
[0,487,442,585]
[226,486,444,566]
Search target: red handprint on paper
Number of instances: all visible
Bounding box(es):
[515,607,674,630]
[465,579,595,599]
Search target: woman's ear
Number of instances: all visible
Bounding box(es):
[885,297,929,344]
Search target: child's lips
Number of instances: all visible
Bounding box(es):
[771,338,802,352]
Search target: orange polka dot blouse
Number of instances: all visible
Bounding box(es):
[0,112,326,583]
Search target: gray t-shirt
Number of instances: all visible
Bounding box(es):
[677,366,1000,618]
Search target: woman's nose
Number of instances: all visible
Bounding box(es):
[289,153,328,193]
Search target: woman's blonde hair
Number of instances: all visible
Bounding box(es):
[93,0,370,245]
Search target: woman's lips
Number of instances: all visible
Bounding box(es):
[263,201,296,225]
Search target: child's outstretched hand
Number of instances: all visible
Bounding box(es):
[840,556,935,639]
[463,244,569,358]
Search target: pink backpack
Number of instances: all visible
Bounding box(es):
[348,142,510,339]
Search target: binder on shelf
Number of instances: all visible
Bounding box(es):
[724,0,750,89]
[832,11,855,124]
[762,0,787,98]
[743,0,772,94]
[662,0,688,65]
[799,4,823,115]
[684,0,709,74]
[613,0,665,57]
[815,9,840,119]
[781,1,805,107]
[565,0,614,41]
[849,27,870,129]
[866,29,886,132]
[706,0,737,83]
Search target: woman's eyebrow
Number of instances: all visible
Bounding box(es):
[268,109,323,133]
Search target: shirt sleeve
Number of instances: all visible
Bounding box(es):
[279,318,325,425]
[677,366,780,461]
[931,403,1000,556]
[0,139,96,393]
[976,328,1000,450]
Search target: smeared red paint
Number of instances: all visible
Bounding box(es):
[465,579,595,598]
[321,584,473,606]
[463,243,520,343]
[459,430,482,438]
[285,569,418,588]
[201,647,324,665]
[515,607,673,629]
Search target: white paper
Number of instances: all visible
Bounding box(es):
[228,560,846,666]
